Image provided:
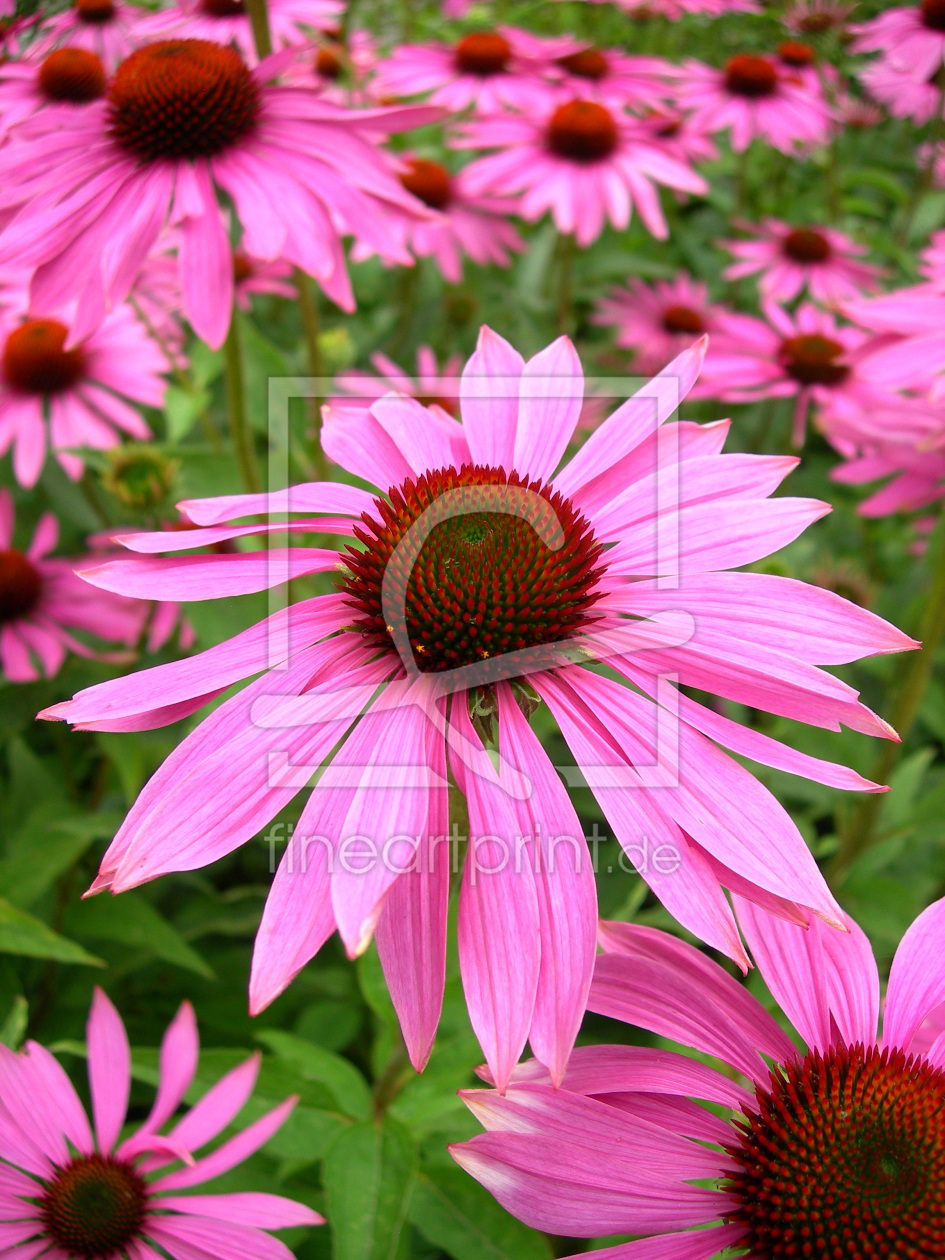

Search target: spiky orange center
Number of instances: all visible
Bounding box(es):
[400,157,452,210]
[784,227,832,263]
[39,48,107,102]
[557,48,609,80]
[316,44,343,77]
[41,1155,147,1259]
[200,0,244,14]
[341,465,604,674]
[725,54,778,97]
[0,550,42,623]
[727,1043,945,1259]
[75,0,114,25]
[924,0,945,32]
[455,31,511,76]
[3,320,86,395]
[107,39,260,161]
[781,333,849,386]
[779,39,816,65]
[548,100,618,163]
[662,304,705,334]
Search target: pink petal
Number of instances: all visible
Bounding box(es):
[151,1193,322,1229]
[178,482,375,526]
[147,1216,296,1260]
[559,1225,747,1260]
[370,394,460,476]
[137,1002,199,1137]
[23,1040,93,1156]
[76,549,339,601]
[155,1097,297,1191]
[883,896,945,1053]
[164,1054,260,1161]
[460,325,524,470]
[178,162,233,350]
[512,336,583,482]
[87,987,130,1154]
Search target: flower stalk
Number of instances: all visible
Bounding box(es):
[223,311,261,494]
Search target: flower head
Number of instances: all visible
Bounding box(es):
[0,47,108,141]
[0,41,440,349]
[233,248,296,308]
[31,0,147,70]
[43,328,915,1088]
[451,896,945,1258]
[721,218,882,305]
[592,273,727,374]
[135,0,344,66]
[783,0,853,35]
[455,99,708,245]
[549,46,677,112]
[851,2,945,80]
[0,986,320,1259]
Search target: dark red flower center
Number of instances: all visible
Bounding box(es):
[316,44,343,78]
[454,31,511,76]
[415,393,459,417]
[726,1043,945,1259]
[548,100,618,163]
[107,39,260,162]
[780,333,849,386]
[557,48,609,80]
[200,0,245,14]
[0,549,42,624]
[41,1155,147,1259]
[778,39,815,66]
[39,48,107,101]
[341,465,604,675]
[233,251,253,283]
[75,0,115,25]
[3,320,86,395]
[798,10,836,33]
[784,227,831,262]
[725,54,778,98]
[923,0,945,32]
[662,305,705,334]
[400,157,452,210]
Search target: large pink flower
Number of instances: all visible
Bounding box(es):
[851,1,945,80]
[31,0,147,70]
[0,986,320,1260]
[0,491,150,682]
[135,0,343,66]
[0,41,439,349]
[721,218,882,305]
[0,303,164,487]
[674,54,833,153]
[42,328,914,1088]
[456,100,708,245]
[451,897,945,1254]
[592,273,727,375]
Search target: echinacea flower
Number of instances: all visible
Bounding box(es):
[674,54,833,153]
[0,986,321,1260]
[0,40,440,349]
[135,0,343,66]
[0,303,164,487]
[783,0,853,35]
[456,99,708,245]
[851,0,945,80]
[333,343,462,415]
[233,249,296,309]
[451,896,945,1255]
[592,273,726,375]
[31,0,146,70]
[831,439,945,517]
[43,327,915,1089]
[0,491,154,682]
[860,55,944,123]
[720,219,882,305]
[0,47,108,142]
[549,46,676,112]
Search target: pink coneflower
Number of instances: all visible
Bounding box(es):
[721,219,882,305]
[352,157,525,283]
[851,1,945,79]
[31,0,146,70]
[783,0,853,35]
[608,0,760,18]
[370,27,561,113]
[0,492,151,682]
[549,46,676,112]
[860,56,943,123]
[42,328,915,1087]
[0,47,108,141]
[0,987,320,1259]
[0,303,164,487]
[451,896,945,1255]
[832,440,945,517]
[333,343,463,415]
[842,283,945,399]
[233,249,296,308]
[836,90,885,127]
[456,100,708,245]
[675,54,833,153]
[0,41,439,350]
[135,0,343,66]
[591,273,726,375]
[698,301,936,445]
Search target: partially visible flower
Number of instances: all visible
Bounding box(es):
[832,440,945,517]
[549,46,676,111]
[605,0,761,18]
[451,897,945,1257]
[135,0,343,65]
[675,54,833,153]
[851,1,945,79]
[861,56,944,123]
[842,282,945,398]
[639,106,719,165]
[0,492,148,681]
[592,273,727,374]
[720,219,882,305]
[332,344,462,416]
[0,987,321,1257]
[0,304,164,487]
[0,47,108,141]
[233,250,296,309]
[456,99,708,245]
[32,0,147,70]
[783,0,854,34]
[836,89,885,127]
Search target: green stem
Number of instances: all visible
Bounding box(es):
[244,0,272,57]
[295,267,328,482]
[827,516,945,884]
[556,231,575,337]
[224,312,261,493]
[80,468,111,527]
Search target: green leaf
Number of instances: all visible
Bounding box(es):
[0,996,28,1049]
[0,806,120,909]
[255,1030,372,1121]
[63,891,214,979]
[0,899,103,966]
[165,383,211,442]
[410,1163,553,1260]
[324,1118,417,1260]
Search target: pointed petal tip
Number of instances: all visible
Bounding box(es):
[37,703,70,722]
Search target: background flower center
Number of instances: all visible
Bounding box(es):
[400,158,452,210]
[200,0,245,14]
[780,333,849,385]
[778,40,815,66]
[784,227,832,262]
[0,549,43,623]
[557,48,609,80]
[316,44,343,78]
[923,0,945,32]
[3,320,87,395]
[107,39,261,161]
[39,48,107,103]
[726,1043,945,1259]
[454,32,511,77]
[725,54,778,97]
[41,1154,147,1259]
[75,0,115,25]
[662,304,705,333]
[548,100,618,163]
[341,465,604,674]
